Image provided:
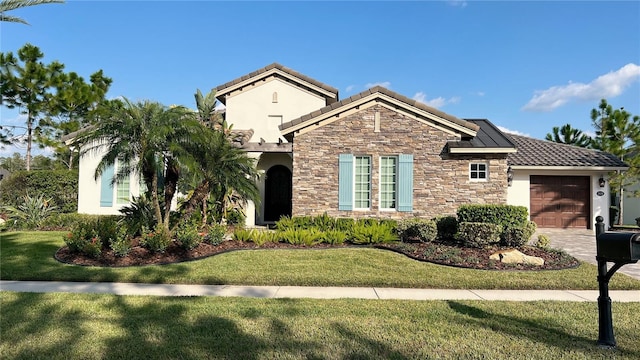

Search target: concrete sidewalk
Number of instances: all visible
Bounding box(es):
[1,280,639,302]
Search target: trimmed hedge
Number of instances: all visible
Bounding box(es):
[0,170,78,213]
[457,204,528,228]
[501,221,537,247]
[397,218,437,242]
[455,222,502,248]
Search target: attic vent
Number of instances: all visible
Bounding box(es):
[374,111,381,133]
[272,92,278,103]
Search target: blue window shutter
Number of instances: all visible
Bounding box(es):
[397,154,413,212]
[338,154,353,211]
[100,165,114,207]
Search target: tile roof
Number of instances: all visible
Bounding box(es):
[448,119,516,150]
[214,63,339,104]
[279,85,478,134]
[507,134,628,168]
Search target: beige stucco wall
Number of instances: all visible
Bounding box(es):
[224,78,327,142]
[77,143,142,215]
[507,169,610,231]
[291,105,509,220]
[623,183,640,225]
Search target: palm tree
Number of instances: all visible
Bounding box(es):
[545,123,592,147]
[178,128,260,225]
[78,98,198,232]
[0,0,64,25]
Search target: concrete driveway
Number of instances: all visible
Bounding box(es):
[534,228,640,280]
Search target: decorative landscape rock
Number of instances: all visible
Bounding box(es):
[490,249,545,266]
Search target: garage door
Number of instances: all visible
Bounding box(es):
[530,176,590,228]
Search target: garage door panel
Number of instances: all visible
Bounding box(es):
[530,175,590,229]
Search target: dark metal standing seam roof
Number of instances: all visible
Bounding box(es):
[279,86,479,133]
[507,134,628,168]
[448,119,517,150]
[214,63,339,104]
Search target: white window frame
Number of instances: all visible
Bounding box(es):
[353,155,371,210]
[116,174,131,205]
[379,155,398,211]
[469,162,488,181]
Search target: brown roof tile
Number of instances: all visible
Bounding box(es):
[507,134,627,168]
[214,63,339,104]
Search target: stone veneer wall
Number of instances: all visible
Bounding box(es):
[292,104,509,220]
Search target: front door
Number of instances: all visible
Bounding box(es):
[264,165,292,222]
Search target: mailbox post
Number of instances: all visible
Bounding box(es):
[594,216,640,347]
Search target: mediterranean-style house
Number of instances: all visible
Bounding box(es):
[75,63,628,231]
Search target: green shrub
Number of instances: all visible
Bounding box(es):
[434,215,458,242]
[226,208,245,226]
[349,222,399,244]
[334,218,355,231]
[455,222,502,248]
[275,216,296,231]
[501,221,537,247]
[140,226,172,253]
[39,213,96,231]
[321,230,348,245]
[119,195,160,237]
[457,204,528,228]
[204,224,227,245]
[278,228,323,246]
[0,170,78,213]
[109,228,133,257]
[312,213,336,231]
[2,194,58,229]
[232,228,254,242]
[254,229,280,246]
[535,234,551,250]
[175,222,202,250]
[397,218,437,242]
[63,224,102,258]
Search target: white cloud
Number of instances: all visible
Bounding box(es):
[497,126,529,137]
[413,92,460,108]
[365,81,391,89]
[523,63,640,112]
[447,0,468,8]
[475,91,485,97]
[345,85,355,92]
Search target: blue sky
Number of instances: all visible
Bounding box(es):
[1,0,639,156]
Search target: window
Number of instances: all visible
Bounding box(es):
[339,154,413,212]
[379,156,397,209]
[354,156,371,209]
[116,176,131,204]
[470,163,488,181]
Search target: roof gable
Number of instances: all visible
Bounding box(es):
[507,134,628,169]
[279,86,479,137]
[214,63,339,105]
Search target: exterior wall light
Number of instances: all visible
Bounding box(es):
[599,177,606,188]
[507,166,513,187]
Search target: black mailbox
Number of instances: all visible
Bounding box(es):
[596,232,640,262]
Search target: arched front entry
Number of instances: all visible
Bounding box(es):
[264,165,292,222]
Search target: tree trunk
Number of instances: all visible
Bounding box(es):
[163,160,180,229]
[179,180,210,224]
[26,113,33,171]
[150,172,164,231]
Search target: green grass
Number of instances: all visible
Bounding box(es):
[2,231,640,290]
[1,291,639,359]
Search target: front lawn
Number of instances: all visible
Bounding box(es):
[1,291,639,359]
[2,231,640,290]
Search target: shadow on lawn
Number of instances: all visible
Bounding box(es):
[0,232,198,284]
[447,301,640,358]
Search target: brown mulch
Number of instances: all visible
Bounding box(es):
[55,238,580,271]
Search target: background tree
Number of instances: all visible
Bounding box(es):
[1,43,111,170]
[545,123,591,147]
[0,0,63,25]
[590,99,640,225]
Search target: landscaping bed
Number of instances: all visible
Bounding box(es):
[55,238,579,271]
